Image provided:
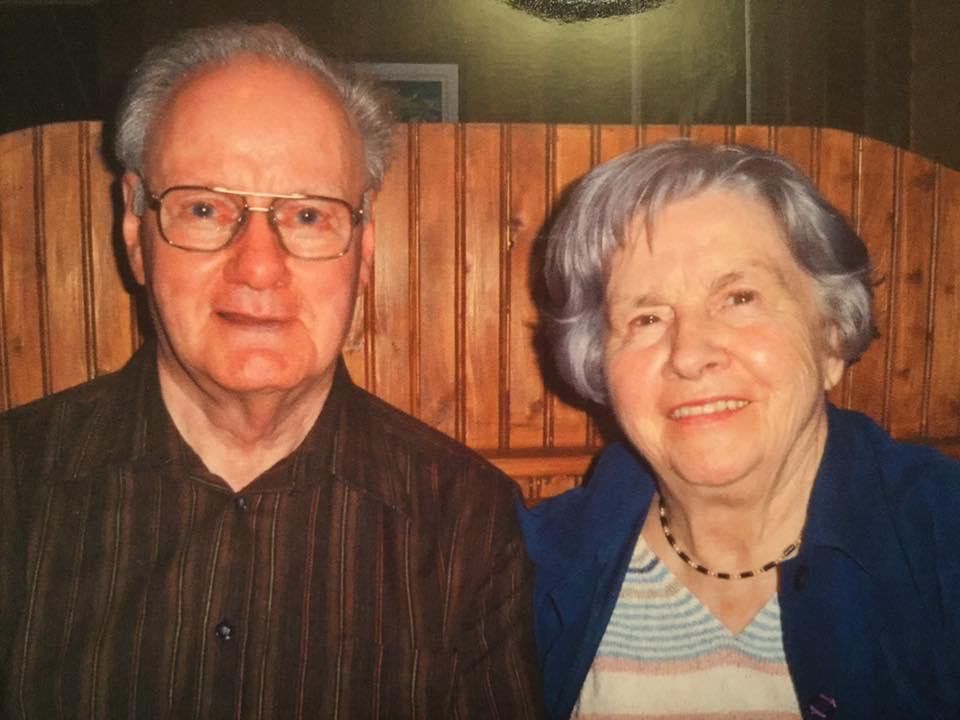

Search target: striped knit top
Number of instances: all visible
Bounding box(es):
[573,535,801,719]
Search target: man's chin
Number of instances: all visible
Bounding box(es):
[208,353,316,396]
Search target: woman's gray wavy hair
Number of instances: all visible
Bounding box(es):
[544,139,875,405]
[115,22,393,213]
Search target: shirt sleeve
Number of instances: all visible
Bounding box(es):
[450,468,543,719]
[0,413,26,692]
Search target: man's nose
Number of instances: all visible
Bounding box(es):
[665,311,729,379]
[223,209,290,289]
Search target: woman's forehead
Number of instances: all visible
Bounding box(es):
[607,190,808,293]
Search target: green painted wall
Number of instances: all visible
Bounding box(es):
[2,0,957,168]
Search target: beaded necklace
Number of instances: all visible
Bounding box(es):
[658,495,801,580]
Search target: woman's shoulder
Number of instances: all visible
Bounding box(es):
[518,442,655,568]
[835,406,960,497]
[829,406,958,483]
[524,442,654,520]
[829,406,960,567]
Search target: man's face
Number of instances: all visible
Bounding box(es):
[122,56,374,400]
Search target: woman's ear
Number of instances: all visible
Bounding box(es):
[822,322,846,391]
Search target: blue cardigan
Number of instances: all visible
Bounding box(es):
[519,407,960,719]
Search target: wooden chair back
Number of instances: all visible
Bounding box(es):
[1,121,958,501]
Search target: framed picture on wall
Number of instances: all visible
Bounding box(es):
[355,63,459,122]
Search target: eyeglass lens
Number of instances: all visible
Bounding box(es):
[158,188,355,259]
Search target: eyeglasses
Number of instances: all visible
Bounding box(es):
[144,185,365,260]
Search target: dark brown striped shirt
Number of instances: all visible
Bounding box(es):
[0,346,541,719]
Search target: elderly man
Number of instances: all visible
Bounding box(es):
[0,23,540,718]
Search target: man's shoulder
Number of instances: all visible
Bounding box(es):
[348,384,506,475]
[0,356,148,481]
[327,383,528,538]
[1,365,131,430]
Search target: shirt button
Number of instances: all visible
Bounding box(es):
[793,565,810,591]
[214,620,236,641]
[236,496,248,511]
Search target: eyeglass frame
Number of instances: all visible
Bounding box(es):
[142,183,366,261]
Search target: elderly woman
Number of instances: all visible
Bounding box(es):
[521,140,960,719]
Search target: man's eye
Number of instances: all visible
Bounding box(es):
[189,203,216,219]
[296,208,320,226]
[290,203,338,228]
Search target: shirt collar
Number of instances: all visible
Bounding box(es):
[129,345,356,495]
[799,405,904,577]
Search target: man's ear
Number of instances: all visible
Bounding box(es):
[357,192,377,290]
[343,196,377,354]
[121,171,147,286]
[822,321,846,391]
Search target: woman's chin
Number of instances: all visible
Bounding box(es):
[656,450,762,492]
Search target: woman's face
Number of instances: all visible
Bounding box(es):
[603,189,845,497]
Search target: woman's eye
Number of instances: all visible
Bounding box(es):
[728,290,756,306]
[633,314,660,327]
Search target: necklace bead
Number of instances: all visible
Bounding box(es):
[657,496,801,581]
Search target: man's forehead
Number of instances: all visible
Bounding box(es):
[143,54,364,191]
[157,55,349,130]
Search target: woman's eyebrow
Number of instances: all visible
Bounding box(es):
[623,291,667,308]
[710,270,746,294]
[710,262,790,294]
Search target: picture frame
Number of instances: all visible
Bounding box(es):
[355,63,459,123]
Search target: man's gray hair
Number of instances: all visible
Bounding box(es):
[544,139,875,405]
[115,22,394,212]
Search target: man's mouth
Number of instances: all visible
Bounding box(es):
[217,311,288,327]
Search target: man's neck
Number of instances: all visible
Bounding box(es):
[157,358,333,492]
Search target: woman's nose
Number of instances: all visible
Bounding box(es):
[665,311,729,379]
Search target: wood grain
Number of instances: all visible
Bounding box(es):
[505,124,549,451]
[2,121,959,503]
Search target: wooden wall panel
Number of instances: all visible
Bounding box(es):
[415,124,459,438]
[688,124,730,145]
[848,137,896,424]
[0,127,45,407]
[505,124,548,452]
[887,151,937,439]
[1,121,959,505]
[929,168,960,438]
[548,126,592,449]
[773,126,816,175]
[641,124,683,147]
[734,125,772,149]
[40,123,92,393]
[597,126,638,163]
[369,124,413,414]
[462,124,504,449]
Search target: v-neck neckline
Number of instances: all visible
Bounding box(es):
[632,533,780,640]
